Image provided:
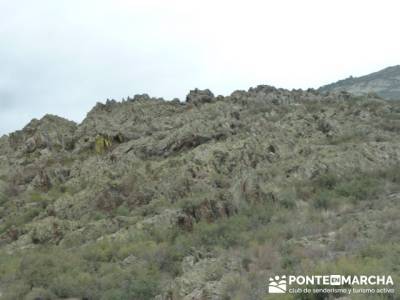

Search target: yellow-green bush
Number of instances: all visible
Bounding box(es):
[94,135,112,154]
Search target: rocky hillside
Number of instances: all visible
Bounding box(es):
[319,65,400,100]
[0,87,400,299]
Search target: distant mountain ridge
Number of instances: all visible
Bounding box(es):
[319,65,400,100]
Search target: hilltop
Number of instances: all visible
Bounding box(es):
[319,65,400,100]
[0,87,400,299]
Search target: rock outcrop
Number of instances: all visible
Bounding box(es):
[1,86,400,299]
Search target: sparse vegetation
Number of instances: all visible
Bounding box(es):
[0,88,399,299]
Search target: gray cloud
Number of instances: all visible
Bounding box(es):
[1,0,400,135]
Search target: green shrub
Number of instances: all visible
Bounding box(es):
[24,287,56,300]
[50,272,96,298]
[29,192,49,208]
[194,220,241,248]
[100,289,130,300]
[122,276,160,300]
[1,281,31,300]
[314,172,339,190]
[380,166,400,185]
[335,176,382,202]
[81,239,117,263]
[313,190,333,209]
[0,207,41,235]
[0,192,7,205]
[99,265,161,300]
[309,169,390,210]
[0,251,20,281]
[18,253,57,287]
[114,205,130,216]
[279,190,297,209]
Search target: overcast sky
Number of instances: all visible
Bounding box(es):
[1,0,399,135]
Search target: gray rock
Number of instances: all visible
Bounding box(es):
[186,89,215,105]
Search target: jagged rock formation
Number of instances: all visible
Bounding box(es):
[319,65,400,100]
[0,86,400,299]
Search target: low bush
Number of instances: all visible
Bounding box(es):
[307,168,393,210]
[313,190,334,209]
[335,176,382,202]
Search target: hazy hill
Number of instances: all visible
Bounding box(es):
[0,87,400,299]
[319,65,400,100]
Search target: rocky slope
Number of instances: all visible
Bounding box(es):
[319,65,400,100]
[0,87,400,299]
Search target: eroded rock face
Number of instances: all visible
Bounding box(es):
[1,85,400,299]
[8,114,77,153]
[3,86,398,232]
[186,88,215,105]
